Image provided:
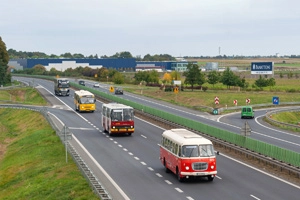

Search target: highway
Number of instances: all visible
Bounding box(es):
[12,77,300,200]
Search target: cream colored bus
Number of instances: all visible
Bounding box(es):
[74,90,96,112]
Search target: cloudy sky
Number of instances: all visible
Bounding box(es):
[1,0,299,57]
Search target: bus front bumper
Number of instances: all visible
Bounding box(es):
[181,171,217,177]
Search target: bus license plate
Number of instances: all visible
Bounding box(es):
[197,172,205,175]
[119,129,127,131]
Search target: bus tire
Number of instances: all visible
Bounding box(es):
[176,168,184,182]
[164,159,170,173]
[207,175,214,181]
[128,133,132,136]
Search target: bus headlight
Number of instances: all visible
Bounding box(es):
[112,126,115,129]
[185,166,189,170]
[211,165,214,169]
[131,126,133,128]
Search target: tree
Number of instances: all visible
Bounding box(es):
[183,63,205,91]
[207,71,220,87]
[255,75,269,89]
[220,67,240,89]
[171,71,181,81]
[32,64,47,75]
[0,37,11,85]
[162,72,172,83]
[113,72,124,84]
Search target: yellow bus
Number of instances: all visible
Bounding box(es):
[74,90,96,112]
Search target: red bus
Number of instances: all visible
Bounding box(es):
[102,103,134,136]
[159,129,217,182]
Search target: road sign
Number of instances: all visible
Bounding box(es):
[214,96,219,104]
[273,96,279,105]
[109,86,114,93]
[233,100,238,105]
[174,87,179,94]
[246,98,250,104]
[213,109,218,115]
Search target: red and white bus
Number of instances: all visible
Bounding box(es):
[102,103,134,136]
[159,128,217,182]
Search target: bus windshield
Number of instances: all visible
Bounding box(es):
[111,108,133,121]
[181,144,215,157]
[80,97,95,104]
[58,82,69,88]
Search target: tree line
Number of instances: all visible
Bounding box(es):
[7,48,176,61]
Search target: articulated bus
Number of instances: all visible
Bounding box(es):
[159,129,217,182]
[102,103,134,136]
[54,78,70,96]
[74,90,96,112]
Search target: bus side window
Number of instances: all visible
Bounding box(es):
[174,143,178,155]
[178,146,182,156]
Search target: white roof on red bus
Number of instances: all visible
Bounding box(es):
[102,103,133,109]
[162,129,212,146]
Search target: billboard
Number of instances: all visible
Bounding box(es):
[251,62,273,74]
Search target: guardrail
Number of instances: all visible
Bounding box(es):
[0,104,112,200]
[265,107,300,131]
[12,75,300,179]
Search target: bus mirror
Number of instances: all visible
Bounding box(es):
[216,151,220,155]
[94,99,96,103]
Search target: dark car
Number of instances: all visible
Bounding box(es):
[78,80,85,86]
[114,87,123,95]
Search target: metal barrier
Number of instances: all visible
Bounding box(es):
[265,107,300,130]
[0,104,112,200]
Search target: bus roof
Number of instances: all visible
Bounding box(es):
[74,90,94,97]
[102,103,133,110]
[162,129,212,146]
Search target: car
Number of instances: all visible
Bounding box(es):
[78,80,85,86]
[114,87,123,95]
[241,106,254,119]
[93,83,100,88]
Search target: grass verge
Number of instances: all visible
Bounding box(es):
[0,109,99,200]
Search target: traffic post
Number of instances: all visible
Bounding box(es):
[214,96,219,105]
[246,98,250,104]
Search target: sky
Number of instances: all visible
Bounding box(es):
[1,0,300,58]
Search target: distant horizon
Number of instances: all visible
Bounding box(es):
[1,1,299,58]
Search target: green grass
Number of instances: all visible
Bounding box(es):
[271,111,300,125]
[0,109,99,200]
[0,87,47,105]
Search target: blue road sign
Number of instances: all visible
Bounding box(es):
[273,96,279,105]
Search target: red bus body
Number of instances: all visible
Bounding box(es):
[159,129,217,182]
[102,103,134,136]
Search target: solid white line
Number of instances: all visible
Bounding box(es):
[73,135,130,200]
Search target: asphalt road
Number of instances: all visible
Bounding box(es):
[12,77,300,200]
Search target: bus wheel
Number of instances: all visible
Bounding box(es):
[164,159,170,173]
[207,175,214,182]
[176,168,184,182]
[128,133,132,136]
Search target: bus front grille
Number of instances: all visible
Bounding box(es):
[192,162,208,170]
